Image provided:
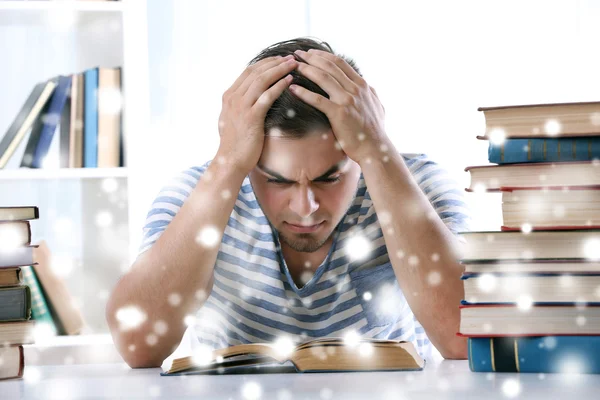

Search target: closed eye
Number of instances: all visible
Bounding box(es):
[266,177,341,185]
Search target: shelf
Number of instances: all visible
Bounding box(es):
[0,167,128,180]
[0,0,124,12]
[0,0,124,26]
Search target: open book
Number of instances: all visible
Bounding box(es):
[161,338,424,376]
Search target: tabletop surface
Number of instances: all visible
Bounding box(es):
[2,359,600,399]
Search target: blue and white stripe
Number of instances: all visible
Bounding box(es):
[139,153,471,359]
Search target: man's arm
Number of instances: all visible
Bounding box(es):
[106,55,298,368]
[358,146,468,359]
[105,159,247,368]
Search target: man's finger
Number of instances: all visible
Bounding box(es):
[295,50,357,93]
[288,84,335,116]
[295,62,346,103]
[243,58,298,107]
[228,56,281,94]
[307,49,365,86]
[237,56,294,96]
[253,74,294,114]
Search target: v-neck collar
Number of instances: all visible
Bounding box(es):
[272,219,344,297]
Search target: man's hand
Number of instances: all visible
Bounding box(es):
[217,55,298,174]
[289,49,387,165]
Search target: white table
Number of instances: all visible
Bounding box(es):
[2,359,600,399]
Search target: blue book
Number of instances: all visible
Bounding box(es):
[31,76,72,168]
[488,137,600,164]
[468,336,600,373]
[84,67,99,168]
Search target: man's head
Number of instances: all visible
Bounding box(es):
[248,38,363,254]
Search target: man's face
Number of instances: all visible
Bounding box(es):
[249,129,362,253]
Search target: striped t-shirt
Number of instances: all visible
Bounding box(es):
[139,153,471,361]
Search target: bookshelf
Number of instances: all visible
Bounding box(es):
[0,0,150,335]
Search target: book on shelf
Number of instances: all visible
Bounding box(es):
[30,75,72,169]
[97,67,122,168]
[161,338,425,376]
[486,137,600,164]
[478,101,600,139]
[21,265,57,335]
[0,80,57,169]
[0,345,24,381]
[500,186,600,230]
[68,73,84,168]
[32,240,85,335]
[468,336,600,373]
[0,67,123,171]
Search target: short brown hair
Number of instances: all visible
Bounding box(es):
[249,37,361,137]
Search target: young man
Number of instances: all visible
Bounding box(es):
[106,38,471,368]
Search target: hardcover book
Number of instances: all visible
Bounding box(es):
[161,338,425,376]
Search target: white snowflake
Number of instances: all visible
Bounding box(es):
[196,225,221,248]
[358,342,374,357]
[477,274,497,293]
[154,320,168,336]
[489,128,506,145]
[241,382,262,400]
[583,238,600,260]
[145,333,158,346]
[101,178,119,193]
[115,306,147,331]
[544,119,561,136]
[517,295,533,311]
[168,292,182,307]
[502,378,521,397]
[363,292,372,301]
[343,331,360,347]
[521,223,532,234]
[95,211,113,228]
[427,270,442,286]
[345,235,372,261]
[273,336,295,357]
[320,388,334,399]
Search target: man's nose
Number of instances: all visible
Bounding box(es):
[289,186,319,219]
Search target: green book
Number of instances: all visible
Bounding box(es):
[20,265,58,335]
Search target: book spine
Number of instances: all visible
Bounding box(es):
[468,336,600,373]
[488,138,600,164]
[31,76,72,168]
[20,265,57,335]
[84,68,99,168]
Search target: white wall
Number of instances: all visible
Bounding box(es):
[145,0,600,231]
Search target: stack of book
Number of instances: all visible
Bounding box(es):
[459,101,600,374]
[0,207,86,380]
[0,206,39,380]
[0,67,123,170]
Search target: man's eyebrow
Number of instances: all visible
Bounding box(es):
[257,158,348,183]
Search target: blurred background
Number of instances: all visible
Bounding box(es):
[0,0,599,336]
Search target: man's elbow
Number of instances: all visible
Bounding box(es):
[439,337,468,360]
